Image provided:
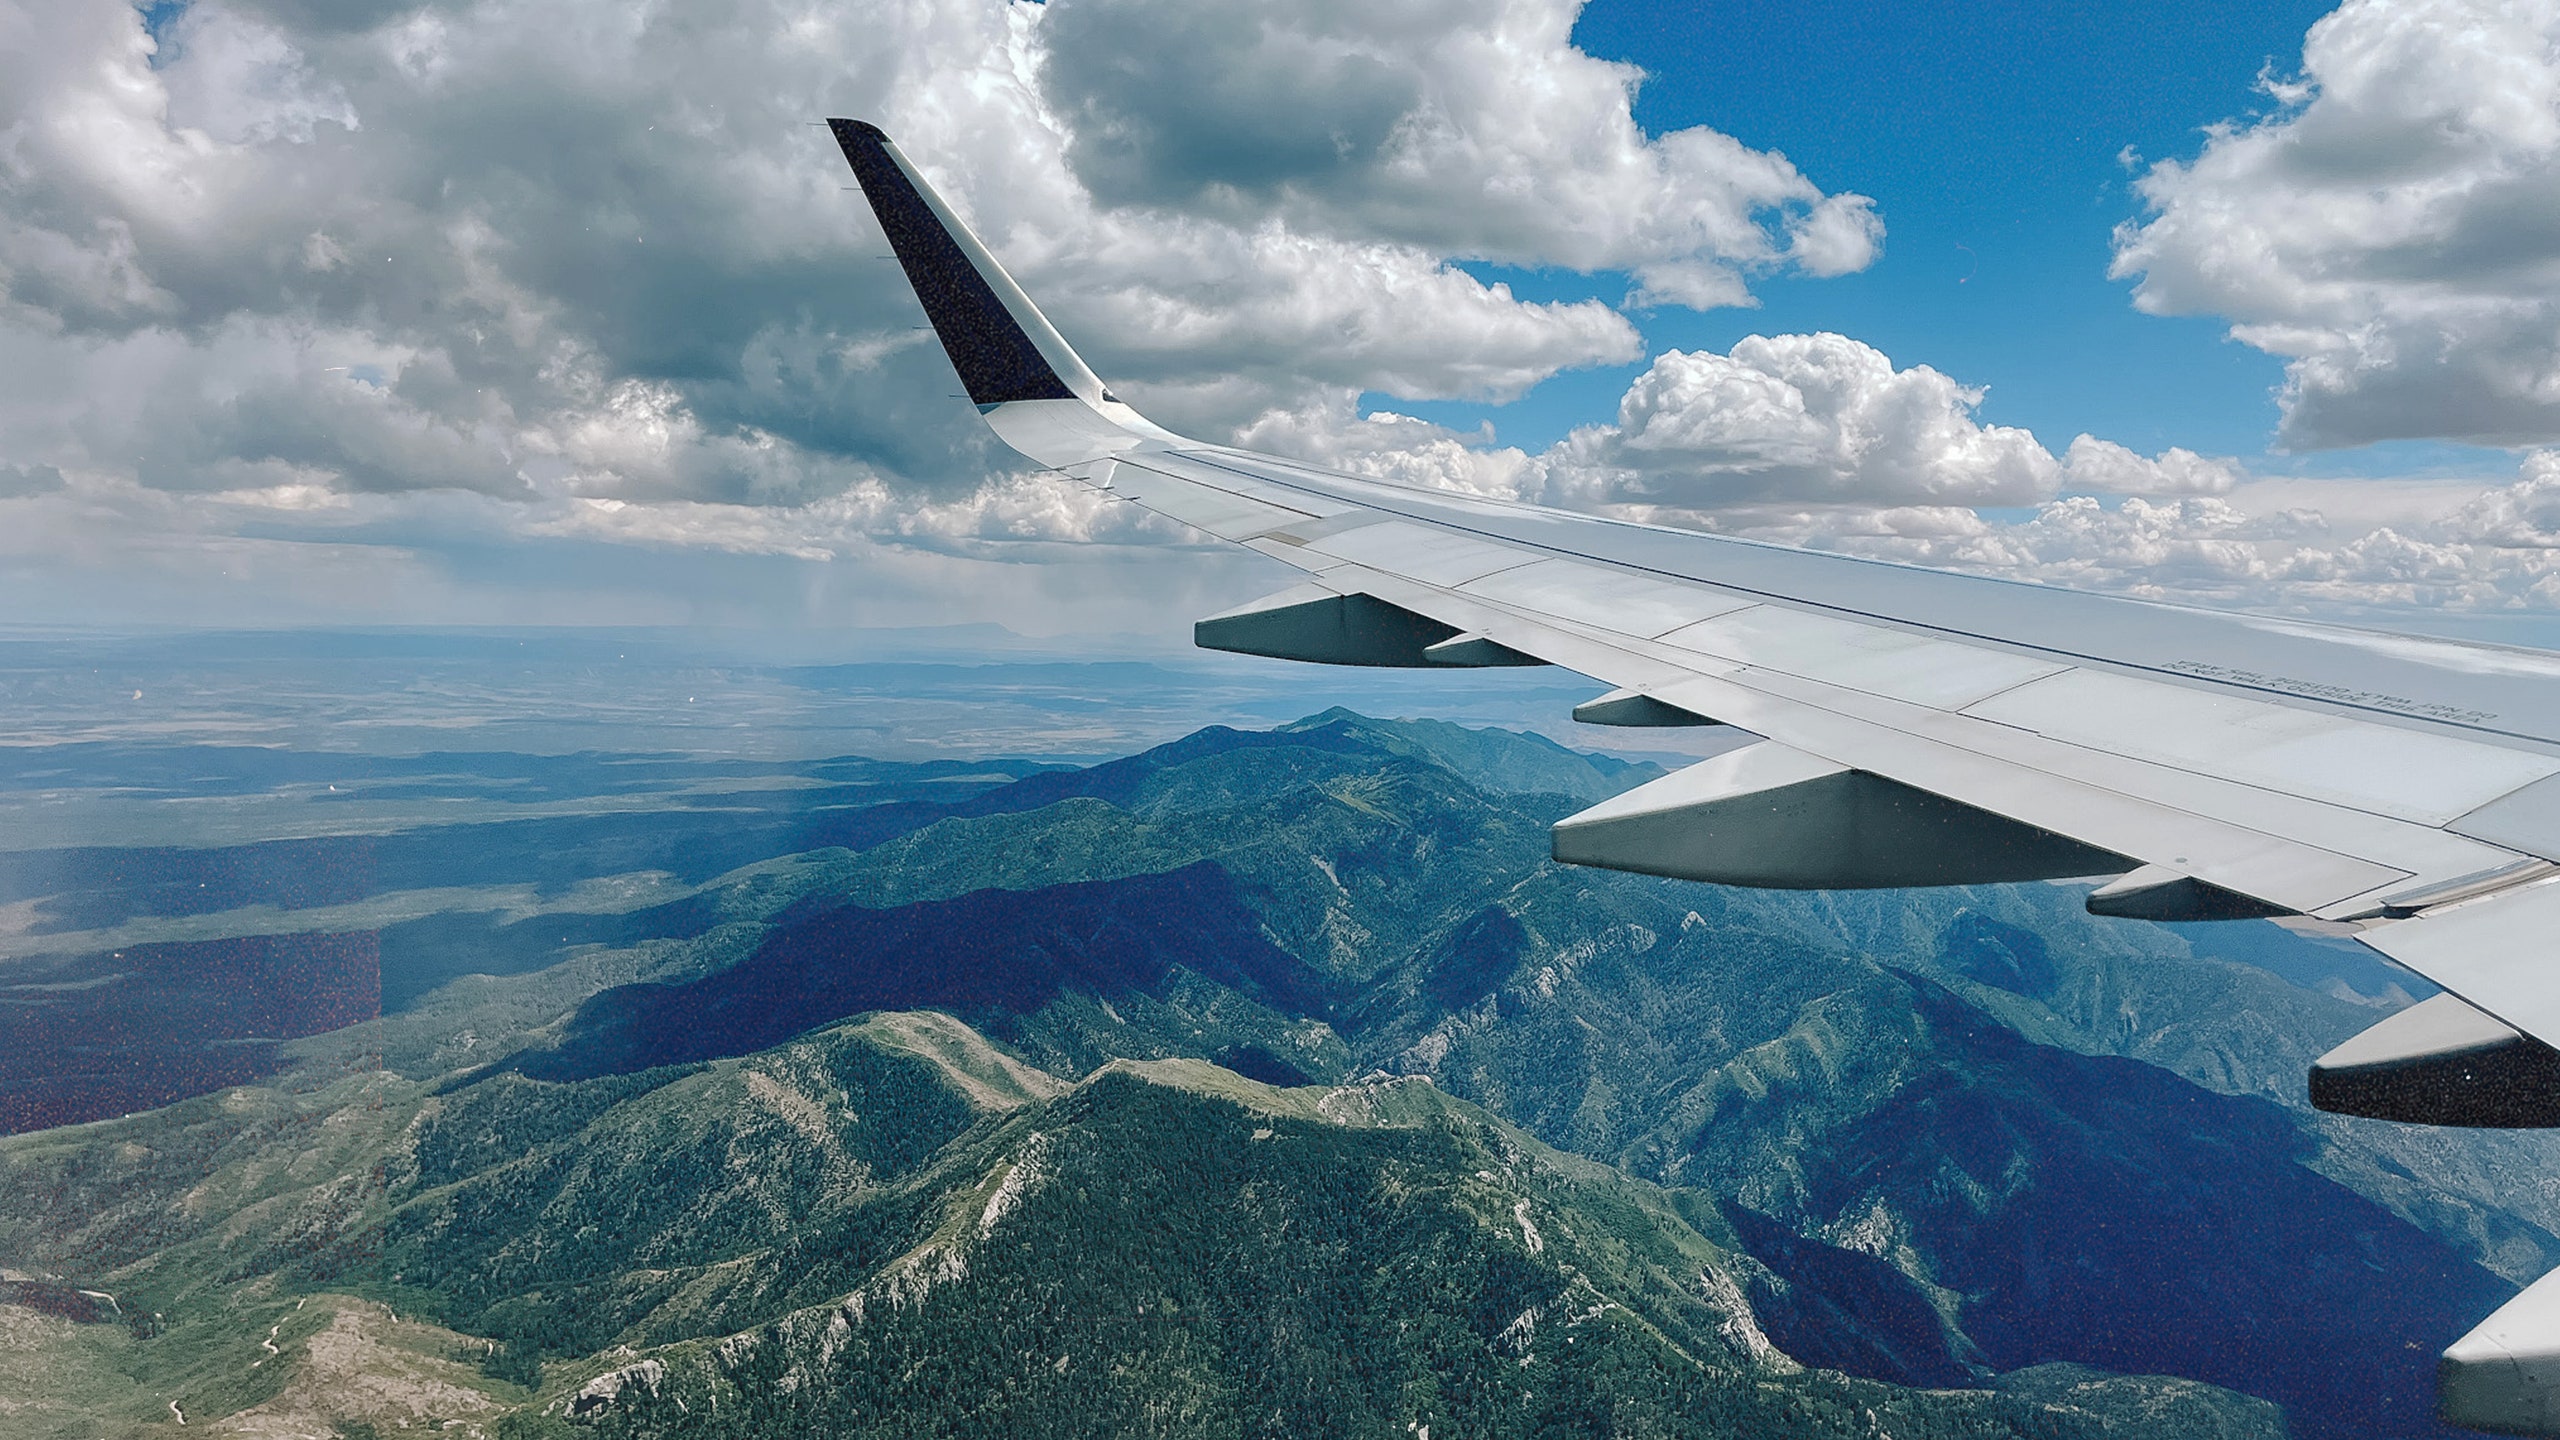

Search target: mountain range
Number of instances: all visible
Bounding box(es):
[7,708,2559,1438]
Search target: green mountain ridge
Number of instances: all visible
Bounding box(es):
[0,1009,2278,1440]
[7,709,2556,1438]
[522,1039,2283,1440]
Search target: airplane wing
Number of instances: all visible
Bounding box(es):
[830,117,2560,1431]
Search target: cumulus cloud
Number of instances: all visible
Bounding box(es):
[2112,0,2560,448]
[2057,435,2243,496]
[1662,458,2560,616]
[0,0,1879,592]
[1231,404,1543,501]
[23,0,2546,635]
[1228,329,2560,616]
[1803,492,2546,610]
[2446,450,2560,547]
[1250,332,2247,519]
[158,3,358,145]
[1036,0,1879,308]
[1538,336,2059,508]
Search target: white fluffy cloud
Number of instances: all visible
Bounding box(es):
[1035,0,1879,308]
[1251,332,2249,516]
[0,0,1878,542]
[1229,328,2560,618]
[2057,435,2243,497]
[1542,336,2062,507]
[1623,452,2560,617]
[15,0,2547,634]
[1750,484,2560,613]
[1511,450,2560,618]
[2112,0,2560,448]
[0,0,1914,629]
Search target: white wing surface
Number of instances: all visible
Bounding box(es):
[831,119,2560,1431]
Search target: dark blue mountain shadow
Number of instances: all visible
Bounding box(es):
[1420,904,1533,1013]
[1788,973,2513,1440]
[0,932,378,1134]
[1934,912,2059,998]
[510,862,1329,1083]
[1724,1201,1974,1387]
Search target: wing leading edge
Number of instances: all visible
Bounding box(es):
[832,119,2560,1433]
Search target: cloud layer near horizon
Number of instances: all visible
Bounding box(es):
[1241,333,2243,515]
[1234,338,2560,617]
[7,0,2560,634]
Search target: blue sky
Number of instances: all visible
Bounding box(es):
[1389,0,2432,469]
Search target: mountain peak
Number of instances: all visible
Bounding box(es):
[1088,1056,1457,1130]
[854,1011,1067,1111]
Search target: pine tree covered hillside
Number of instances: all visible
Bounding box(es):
[3,710,2555,1439]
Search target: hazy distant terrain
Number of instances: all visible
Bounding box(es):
[2,631,2554,1439]
[0,625,1641,771]
[0,627,1624,1131]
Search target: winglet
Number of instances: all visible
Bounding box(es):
[828,118,1106,408]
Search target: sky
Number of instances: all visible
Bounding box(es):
[10,0,2560,648]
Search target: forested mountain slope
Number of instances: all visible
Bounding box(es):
[4,711,2549,1438]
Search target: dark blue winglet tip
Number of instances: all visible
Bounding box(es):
[827,117,888,148]
[827,116,1079,406]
